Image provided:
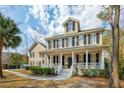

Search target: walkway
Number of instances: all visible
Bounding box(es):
[4,69,72,80]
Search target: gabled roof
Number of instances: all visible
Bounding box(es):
[62,17,79,26]
[29,41,47,51]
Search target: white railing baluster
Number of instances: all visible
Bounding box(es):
[76,62,101,69]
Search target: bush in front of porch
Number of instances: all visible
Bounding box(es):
[30,66,55,75]
[81,69,109,77]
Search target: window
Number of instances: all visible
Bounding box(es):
[30,52,32,58]
[56,40,58,48]
[53,40,55,48]
[96,53,99,64]
[77,36,79,46]
[88,34,91,44]
[39,61,41,66]
[72,37,75,46]
[48,41,50,49]
[76,55,79,63]
[84,35,86,45]
[88,54,91,64]
[39,52,42,57]
[66,38,68,47]
[30,61,32,66]
[83,54,86,63]
[57,56,58,64]
[48,56,50,63]
[96,33,100,44]
[62,56,64,65]
[62,39,64,47]
[32,52,35,58]
[67,21,73,32]
[53,56,55,64]
[42,60,44,64]
[66,23,68,32]
[79,35,82,46]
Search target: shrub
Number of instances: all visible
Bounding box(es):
[25,66,30,70]
[81,69,108,77]
[30,66,55,75]
[119,67,124,80]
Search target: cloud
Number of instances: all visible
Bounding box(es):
[26,6,105,39]
[24,14,30,23]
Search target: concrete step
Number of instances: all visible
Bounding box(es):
[57,69,72,78]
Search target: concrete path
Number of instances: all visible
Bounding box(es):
[4,69,71,80]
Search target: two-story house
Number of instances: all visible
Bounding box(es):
[29,17,108,75]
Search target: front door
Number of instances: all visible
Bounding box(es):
[68,57,72,68]
[62,56,64,66]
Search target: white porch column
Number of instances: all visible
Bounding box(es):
[60,53,62,65]
[51,55,53,65]
[47,55,49,65]
[64,38,66,48]
[45,54,47,65]
[50,55,52,67]
[41,55,43,67]
[72,51,75,65]
[100,32,102,45]
[86,50,88,69]
[101,49,105,69]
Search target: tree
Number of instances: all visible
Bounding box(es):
[97,5,120,87]
[0,13,22,78]
[9,53,22,69]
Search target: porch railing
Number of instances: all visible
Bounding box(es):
[57,63,62,75]
[76,62,101,69]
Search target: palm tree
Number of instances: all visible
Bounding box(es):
[0,13,22,78]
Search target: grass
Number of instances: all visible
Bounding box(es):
[0,71,108,88]
[11,69,32,75]
[1,71,124,88]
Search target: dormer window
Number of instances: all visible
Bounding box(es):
[63,18,79,34]
[66,21,75,32]
[68,21,73,32]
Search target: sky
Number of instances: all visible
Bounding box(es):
[0,5,124,54]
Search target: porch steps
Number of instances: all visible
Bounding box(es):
[55,69,72,80]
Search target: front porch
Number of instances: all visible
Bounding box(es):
[42,48,105,75]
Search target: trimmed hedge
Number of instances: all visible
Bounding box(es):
[30,66,55,75]
[81,69,108,77]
